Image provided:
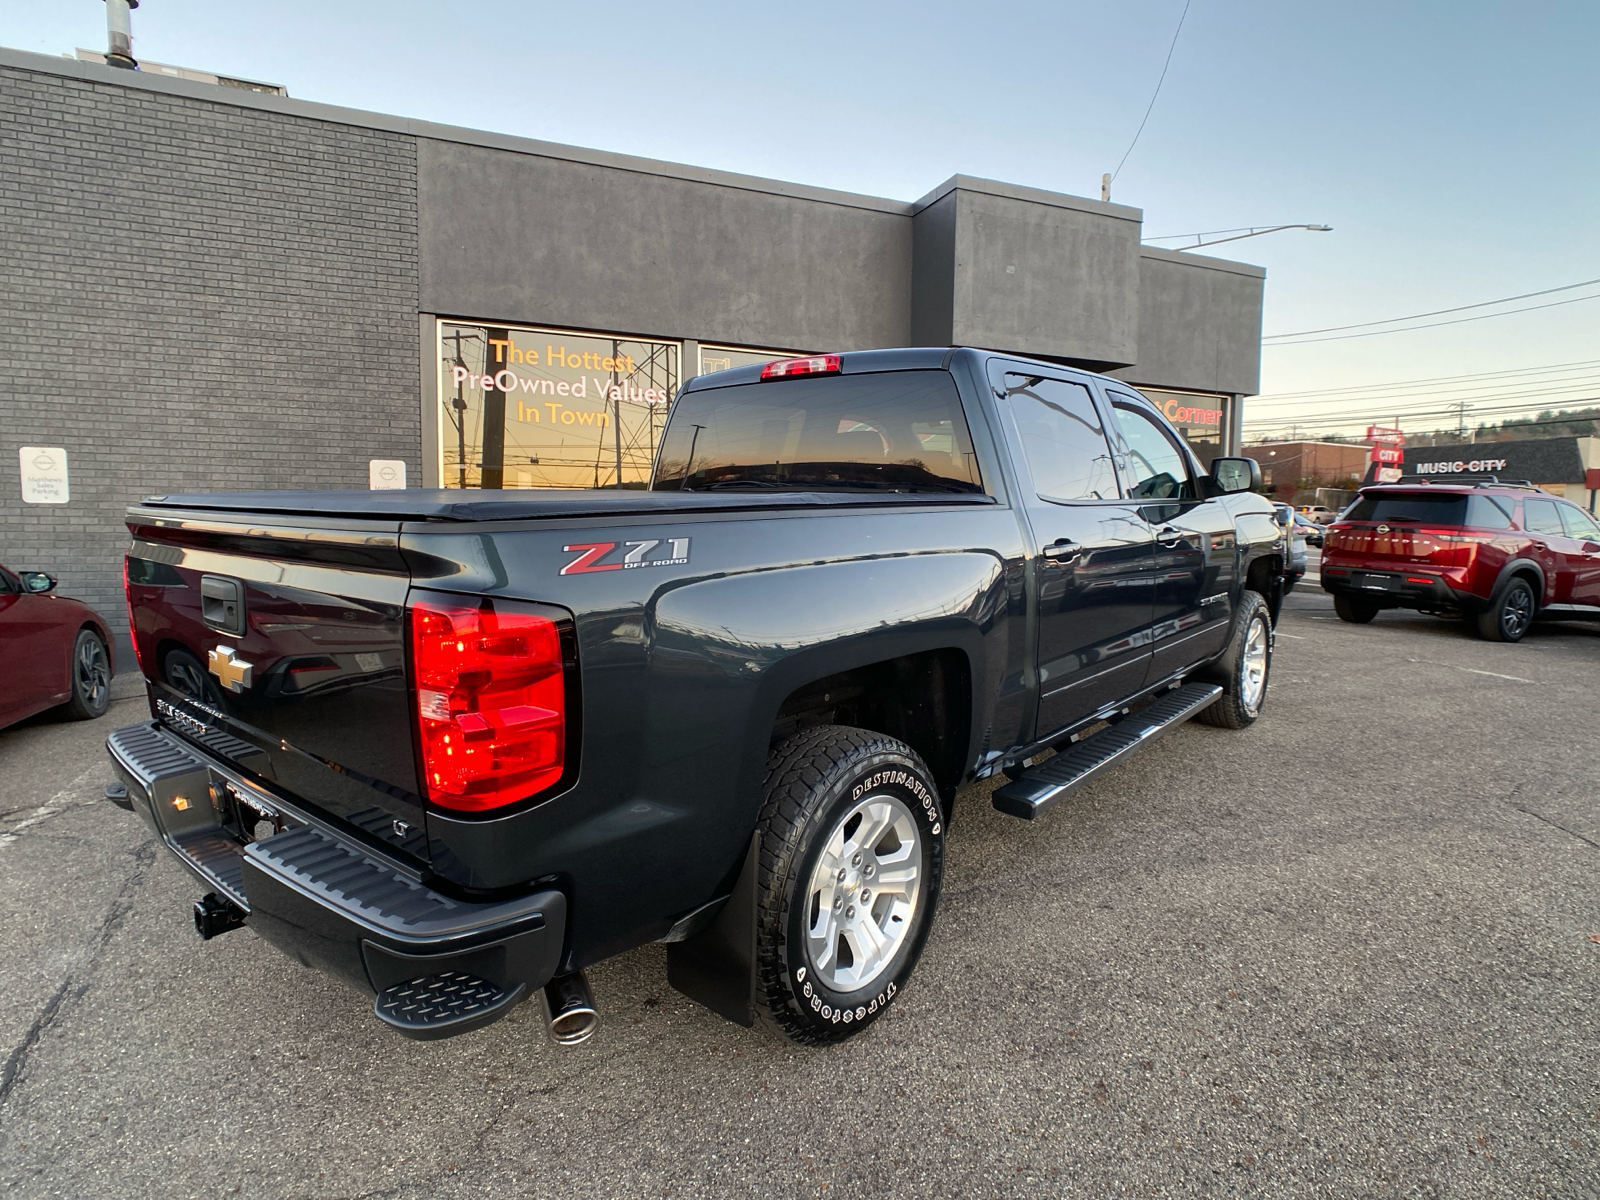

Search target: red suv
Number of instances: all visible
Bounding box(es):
[1321,480,1600,642]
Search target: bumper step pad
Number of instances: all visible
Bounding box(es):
[374,971,526,1041]
[993,682,1223,820]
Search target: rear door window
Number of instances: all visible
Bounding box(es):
[653,370,982,493]
[1521,498,1566,536]
[1001,375,1119,501]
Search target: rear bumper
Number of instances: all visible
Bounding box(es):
[106,721,565,1040]
[1320,567,1487,613]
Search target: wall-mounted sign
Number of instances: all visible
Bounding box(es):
[369,459,407,489]
[438,321,679,490]
[19,446,69,504]
[1394,437,1587,486]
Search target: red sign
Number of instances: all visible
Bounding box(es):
[1366,426,1405,445]
[1369,445,1404,465]
[1587,468,1600,490]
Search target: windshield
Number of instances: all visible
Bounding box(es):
[1343,492,1514,528]
[652,370,984,493]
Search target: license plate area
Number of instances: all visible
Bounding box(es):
[1358,572,1400,591]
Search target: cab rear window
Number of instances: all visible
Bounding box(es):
[652,370,983,493]
[1343,492,1513,528]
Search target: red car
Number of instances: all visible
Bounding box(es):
[0,561,116,728]
[1321,481,1600,642]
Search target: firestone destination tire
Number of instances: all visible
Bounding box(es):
[754,726,945,1045]
[1196,590,1272,730]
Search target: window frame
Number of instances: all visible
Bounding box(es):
[1557,501,1600,540]
[1520,497,1567,537]
[997,370,1124,506]
[1102,388,1204,504]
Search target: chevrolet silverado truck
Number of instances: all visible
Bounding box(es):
[106,347,1281,1047]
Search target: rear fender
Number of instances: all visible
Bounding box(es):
[650,552,1003,837]
[1489,558,1546,607]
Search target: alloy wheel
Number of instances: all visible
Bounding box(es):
[77,636,110,710]
[1240,614,1269,714]
[1502,584,1533,639]
[803,793,922,992]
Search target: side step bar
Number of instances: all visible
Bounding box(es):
[992,682,1223,820]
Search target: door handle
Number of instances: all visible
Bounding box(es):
[1154,525,1184,547]
[1042,539,1081,563]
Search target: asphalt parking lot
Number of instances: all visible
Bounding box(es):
[1,571,1597,1199]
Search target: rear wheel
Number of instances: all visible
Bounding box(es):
[63,629,111,720]
[1197,591,1272,730]
[1333,595,1379,624]
[1476,577,1535,643]
[754,726,944,1045]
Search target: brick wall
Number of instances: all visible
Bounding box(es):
[0,65,420,666]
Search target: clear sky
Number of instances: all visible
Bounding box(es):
[5,0,1597,438]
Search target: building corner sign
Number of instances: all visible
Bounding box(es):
[19,447,69,504]
[369,459,407,490]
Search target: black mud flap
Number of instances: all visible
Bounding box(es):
[666,831,759,1027]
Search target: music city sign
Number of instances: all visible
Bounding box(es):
[1411,456,1510,476]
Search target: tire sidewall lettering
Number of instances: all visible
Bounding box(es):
[790,757,934,1035]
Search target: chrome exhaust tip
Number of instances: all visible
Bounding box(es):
[541,971,599,1046]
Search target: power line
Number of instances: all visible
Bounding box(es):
[1110,0,1193,183]
[1263,277,1600,339]
[1245,398,1600,436]
[1251,376,1600,418]
[1245,413,1600,442]
[1264,292,1600,346]
[1254,358,1600,401]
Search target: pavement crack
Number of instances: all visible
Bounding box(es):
[1510,802,1600,850]
[0,979,71,1108]
[0,839,156,1118]
[1505,782,1598,850]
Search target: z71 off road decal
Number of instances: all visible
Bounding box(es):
[560,538,691,576]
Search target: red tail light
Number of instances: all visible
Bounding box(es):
[760,354,841,380]
[122,557,146,674]
[410,595,567,812]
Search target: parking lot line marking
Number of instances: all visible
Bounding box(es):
[1462,667,1533,683]
[1404,657,1533,684]
[0,765,102,852]
[1276,632,1306,639]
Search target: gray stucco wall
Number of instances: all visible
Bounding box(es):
[940,181,1143,368]
[0,62,420,657]
[1109,247,1265,397]
[418,139,912,352]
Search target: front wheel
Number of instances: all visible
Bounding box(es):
[754,726,945,1045]
[1197,591,1272,730]
[1476,577,1536,643]
[63,629,111,720]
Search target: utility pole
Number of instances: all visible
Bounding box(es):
[1456,400,1472,442]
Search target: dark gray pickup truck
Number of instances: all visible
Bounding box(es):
[106,347,1282,1046]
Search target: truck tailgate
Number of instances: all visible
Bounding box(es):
[125,506,428,863]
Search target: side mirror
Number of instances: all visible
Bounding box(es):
[21,572,57,594]
[1209,457,1262,495]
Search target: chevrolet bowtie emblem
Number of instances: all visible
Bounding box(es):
[207,645,254,693]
